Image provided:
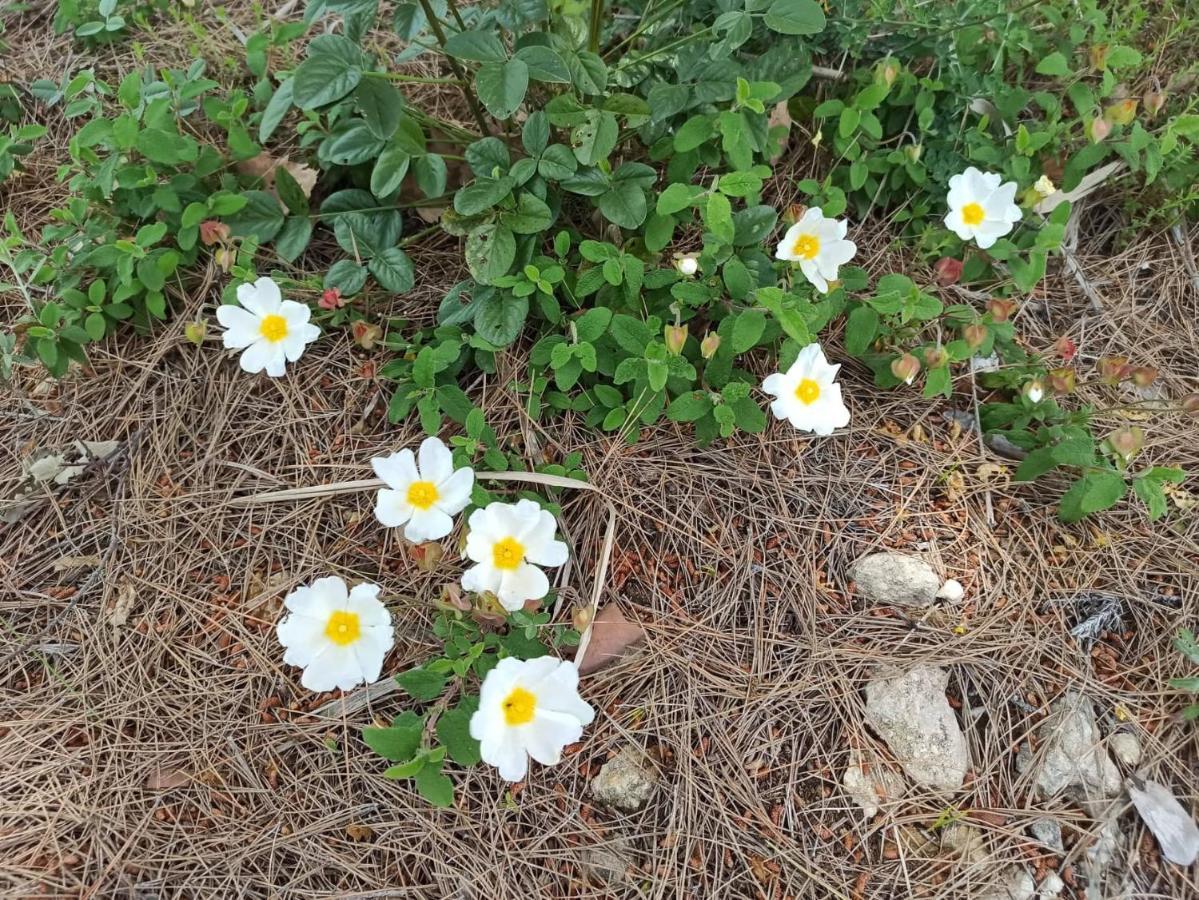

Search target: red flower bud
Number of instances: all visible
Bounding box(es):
[986,298,1017,323]
[199,220,230,246]
[319,288,343,310]
[1130,366,1158,388]
[890,353,920,385]
[1053,336,1078,362]
[1048,367,1076,394]
[933,257,963,286]
[664,324,688,356]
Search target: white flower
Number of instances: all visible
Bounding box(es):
[676,256,699,276]
[372,437,474,543]
[461,499,568,611]
[276,576,393,692]
[469,656,595,782]
[761,342,851,436]
[774,208,857,294]
[216,276,320,376]
[1034,174,1056,198]
[944,167,1022,249]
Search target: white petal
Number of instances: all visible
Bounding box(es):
[524,709,584,766]
[262,346,288,377]
[351,637,387,684]
[522,509,567,566]
[761,372,787,398]
[311,576,350,606]
[799,259,828,293]
[417,437,454,484]
[462,561,501,596]
[374,488,413,528]
[300,323,321,344]
[237,277,282,316]
[215,306,262,348]
[371,449,418,491]
[536,663,595,725]
[973,220,1013,249]
[281,331,309,362]
[279,299,311,328]
[497,562,549,609]
[944,210,974,242]
[237,340,274,374]
[434,467,474,515]
[825,238,857,267]
[509,499,547,539]
[483,731,530,782]
[774,222,804,260]
[276,613,327,667]
[404,506,453,543]
[346,582,389,627]
[301,645,365,692]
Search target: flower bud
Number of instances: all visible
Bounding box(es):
[200,220,230,246]
[904,143,923,163]
[1181,393,1199,415]
[319,288,342,311]
[1048,367,1076,394]
[214,247,234,271]
[963,323,988,350]
[184,321,207,345]
[1104,99,1138,126]
[1143,91,1167,117]
[876,60,900,87]
[1097,355,1131,384]
[986,298,1016,322]
[923,346,948,369]
[351,320,381,350]
[571,606,593,633]
[675,255,699,277]
[1131,366,1158,388]
[1022,379,1045,403]
[1106,426,1144,461]
[700,332,721,359]
[811,129,823,148]
[1089,117,1111,143]
[408,541,444,573]
[891,353,920,385]
[784,203,807,226]
[933,256,963,286]
[664,324,688,356]
[1053,336,1078,362]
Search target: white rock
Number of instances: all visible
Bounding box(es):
[936,579,965,602]
[849,552,941,607]
[1020,692,1121,801]
[1037,872,1065,899]
[590,747,658,811]
[864,665,970,791]
[979,865,1035,900]
[843,750,906,819]
[1127,777,1199,865]
[1109,731,1142,767]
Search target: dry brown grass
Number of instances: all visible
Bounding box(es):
[3,2,1199,898]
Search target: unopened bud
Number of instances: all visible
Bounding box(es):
[675,256,699,277]
[351,319,382,350]
[700,332,721,359]
[319,288,342,310]
[784,203,807,226]
[571,606,593,633]
[1097,355,1131,384]
[1131,366,1158,388]
[664,324,688,355]
[1106,426,1144,461]
[1053,336,1078,362]
[891,353,920,385]
[904,143,923,163]
[1090,117,1111,143]
[214,247,234,271]
[1048,367,1076,394]
[184,321,207,345]
[923,346,948,368]
[1022,379,1045,403]
[408,541,443,572]
[1143,91,1166,117]
[200,220,230,246]
[1104,99,1137,126]
[963,323,988,350]
[933,256,963,286]
[986,298,1016,322]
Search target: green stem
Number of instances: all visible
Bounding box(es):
[415,0,491,135]
[371,71,466,86]
[588,0,604,53]
[444,0,469,31]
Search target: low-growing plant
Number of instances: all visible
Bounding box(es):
[1172,629,1199,721]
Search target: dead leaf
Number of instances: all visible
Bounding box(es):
[53,555,103,571]
[1035,161,1126,214]
[143,768,190,790]
[109,579,137,628]
[577,604,646,675]
[345,823,375,842]
[1127,777,1199,865]
[235,154,317,199]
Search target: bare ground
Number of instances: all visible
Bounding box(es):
[3,2,1199,898]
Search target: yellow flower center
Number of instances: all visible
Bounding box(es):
[502,686,536,726]
[492,536,525,571]
[961,202,985,226]
[259,313,289,343]
[792,233,821,260]
[405,480,439,510]
[324,610,361,646]
[794,378,821,405]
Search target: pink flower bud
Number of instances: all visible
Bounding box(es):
[700,332,721,359]
[890,353,920,385]
[664,324,688,356]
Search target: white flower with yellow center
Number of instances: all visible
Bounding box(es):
[215,276,320,376]
[461,499,568,611]
[944,167,1022,249]
[469,656,595,782]
[761,342,851,436]
[372,437,474,543]
[774,207,857,294]
[276,576,393,692]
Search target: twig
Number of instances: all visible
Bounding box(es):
[415,0,491,136]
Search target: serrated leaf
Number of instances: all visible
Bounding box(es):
[396,666,448,701]
[369,246,415,292]
[436,697,481,766]
[363,711,423,761]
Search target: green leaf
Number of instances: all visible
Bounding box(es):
[537,144,577,180]
[598,181,647,229]
[363,711,423,761]
[668,391,713,422]
[844,305,878,356]
[396,666,448,701]
[500,192,554,234]
[572,109,618,166]
[704,192,734,244]
[1035,52,1070,77]
[322,188,403,258]
[436,697,481,766]
[474,291,527,345]
[370,145,411,197]
[274,217,313,263]
[274,165,309,216]
[730,396,767,433]
[259,78,294,143]
[522,110,549,156]
[465,223,517,285]
[369,246,415,292]
[414,762,454,807]
[476,58,529,120]
[444,30,506,62]
[764,0,826,36]
[293,35,364,109]
[674,115,714,152]
[413,154,448,198]
[1015,447,1058,482]
[1058,471,1126,523]
[1133,476,1167,521]
[325,259,368,296]
[454,176,515,216]
[227,190,285,242]
[515,45,570,83]
[355,77,404,140]
[657,182,697,215]
[574,307,612,342]
[731,311,766,353]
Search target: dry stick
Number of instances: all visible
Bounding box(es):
[414,0,491,136]
[228,471,618,720]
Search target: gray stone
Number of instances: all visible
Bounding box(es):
[1037,872,1065,899]
[941,823,987,864]
[1109,731,1142,767]
[590,747,658,811]
[579,837,634,884]
[1028,818,1064,852]
[842,750,906,819]
[979,865,1035,900]
[864,665,969,791]
[1019,692,1121,801]
[849,552,941,607]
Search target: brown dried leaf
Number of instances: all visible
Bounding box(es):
[577,604,646,675]
[143,768,190,790]
[345,823,375,842]
[109,579,136,628]
[53,555,103,571]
